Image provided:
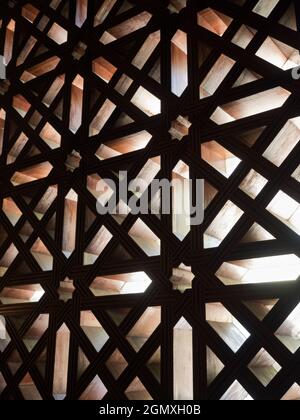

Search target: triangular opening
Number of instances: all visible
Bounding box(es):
[243,299,278,321]
[19,374,42,400]
[0,317,11,352]
[281,383,300,400]
[221,380,253,400]
[77,347,90,380]
[109,243,133,262]
[116,0,134,15]
[35,348,47,378]
[45,214,56,240]
[79,375,107,400]
[125,377,152,400]
[207,346,224,385]
[148,59,161,83]
[113,112,134,129]
[0,372,7,393]
[275,303,300,353]
[85,206,97,232]
[238,126,266,147]
[8,349,22,374]
[53,98,64,120]
[147,347,160,382]
[240,223,275,243]
[233,68,262,88]
[279,4,297,31]
[106,308,131,327]
[12,258,34,277]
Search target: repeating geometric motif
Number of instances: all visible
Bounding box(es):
[0,0,299,400]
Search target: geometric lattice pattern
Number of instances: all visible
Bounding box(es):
[0,0,299,400]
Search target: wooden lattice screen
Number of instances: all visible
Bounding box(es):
[0,0,300,400]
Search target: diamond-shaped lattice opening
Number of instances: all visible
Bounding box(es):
[204,200,244,249]
[169,116,191,141]
[281,383,300,401]
[80,311,109,352]
[106,349,128,380]
[275,303,300,353]
[262,118,300,167]
[198,9,233,37]
[206,303,250,352]
[79,375,107,400]
[127,307,161,352]
[202,140,241,178]
[221,380,253,400]
[248,348,281,387]
[92,57,117,83]
[239,169,268,199]
[129,219,160,257]
[231,25,256,49]
[267,191,300,235]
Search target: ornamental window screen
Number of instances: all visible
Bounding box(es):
[0,0,299,401]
